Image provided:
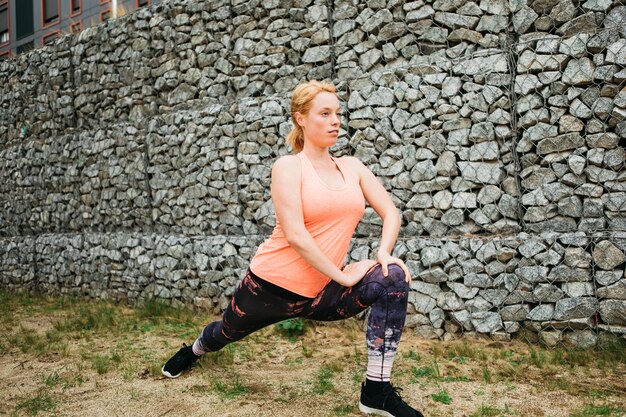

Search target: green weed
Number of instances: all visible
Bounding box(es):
[469,404,502,417]
[213,377,249,398]
[570,405,625,417]
[333,404,356,415]
[403,350,422,361]
[275,318,308,341]
[431,390,452,405]
[482,367,492,384]
[43,372,61,388]
[13,393,57,416]
[313,367,335,394]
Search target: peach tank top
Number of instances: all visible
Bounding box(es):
[249,152,366,297]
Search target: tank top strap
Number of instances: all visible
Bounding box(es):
[331,156,359,185]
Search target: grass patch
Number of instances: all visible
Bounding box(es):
[275,318,308,341]
[213,376,249,399]
[469,404,504,417]
[570,405,626,417]
[313,367,335,394]
[14,393,57,416]
[333,404,356,415]
[431,390,452,405]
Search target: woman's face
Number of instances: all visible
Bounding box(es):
[296,91,341,148]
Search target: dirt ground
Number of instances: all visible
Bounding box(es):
[1,299,625,417]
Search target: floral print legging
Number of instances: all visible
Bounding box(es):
[194,264,409,381]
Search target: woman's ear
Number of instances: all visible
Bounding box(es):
[294,112,306,128]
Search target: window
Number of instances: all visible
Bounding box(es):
[0,0,9,46]
[137,0,150,6]
[71,21,82,34]
[70,0,81,17]
[43,0,60,27]
[17,41,34,53]
[42,31,60,46]
[16,0,34,40]
[100,9,111,22]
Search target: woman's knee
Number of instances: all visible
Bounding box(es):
[367,264,407,291]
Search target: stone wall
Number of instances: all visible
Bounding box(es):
[1,0,625,346]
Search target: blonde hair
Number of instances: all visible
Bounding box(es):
[287,80,337,153]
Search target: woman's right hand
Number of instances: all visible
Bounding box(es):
[340,259,378,287]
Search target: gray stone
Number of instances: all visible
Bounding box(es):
[554,297,599,320]
[563,330,597,348]
[430,308,446,328]
[448,282,479,299]
[562,58,595,85]
[593,240,626,270]
[464,273,493,288]
[599,300,626,325]
[452,193,477,209]
[604,5,626,34]
[528,304,555,321]
[557,12,597,37]
[562,282,595,297]
[418,267,449,283]
[457,161,504,185]
[448,28,483,44]
[470,311,503,333]
[534,284,565,302]
[513,6,539,34]
[548,266,592,282]
[406,6,435,22]
[567,155,586,175]
[536,133,584,155]
[606,40,626,66]
[452,53,508,76]
[539,330,563,347]
[517,50,568,73]
[583,0,612,11]
[421,246,450,267]
[303,46,331,63]
[434,12,480,29]
[476,15,508,32]
[596,271,622,286]
[514,75,543,95]
[480,289,509,306]
[518,239,547,258]
[500,304,530,321]
[469,141,499,161]
[409,292,438,314]
[586,132,619,148]
[437,291,465,310]
[597,280,626,300]
[603,193,626,211]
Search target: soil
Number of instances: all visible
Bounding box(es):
[1,306,624,417]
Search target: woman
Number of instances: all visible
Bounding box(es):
[162,80,424,417]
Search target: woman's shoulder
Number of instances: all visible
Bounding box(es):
[337,155,367,175]
[272,154,302,174]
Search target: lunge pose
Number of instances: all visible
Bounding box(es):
[162,80,424,417]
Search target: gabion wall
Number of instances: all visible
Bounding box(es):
[1,0,625,347]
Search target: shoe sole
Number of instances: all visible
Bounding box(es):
[358,402,394,417]
[161,366,183,379]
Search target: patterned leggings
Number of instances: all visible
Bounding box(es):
[194,264,409,381]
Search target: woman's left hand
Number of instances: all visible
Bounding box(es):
[377,250,411,283]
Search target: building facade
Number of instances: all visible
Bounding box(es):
[0,0,161,60]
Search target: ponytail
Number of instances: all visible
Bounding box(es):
[286,125,305,153]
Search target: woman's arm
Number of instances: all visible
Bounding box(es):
[271,155,376,287]
[342,156,411,282]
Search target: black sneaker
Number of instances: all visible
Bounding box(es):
[359,383,424,417]
[161,343,199,378]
